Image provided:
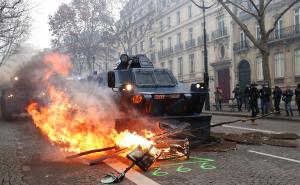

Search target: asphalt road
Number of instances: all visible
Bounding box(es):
[0,115,299,185]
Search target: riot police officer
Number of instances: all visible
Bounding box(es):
[249,82,259,118]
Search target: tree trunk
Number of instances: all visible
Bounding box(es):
[261,49,274,111]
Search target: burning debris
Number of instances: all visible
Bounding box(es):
[23,52,299,184]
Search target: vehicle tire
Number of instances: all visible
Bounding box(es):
[1,90,13,121]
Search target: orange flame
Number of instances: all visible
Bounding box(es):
[26,52,155,153]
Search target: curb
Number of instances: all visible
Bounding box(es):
[204,111,300,122]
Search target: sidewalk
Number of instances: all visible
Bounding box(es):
[204,106,300,122]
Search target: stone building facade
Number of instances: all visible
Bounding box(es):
[232,1,300,92]
[118,0,235,102]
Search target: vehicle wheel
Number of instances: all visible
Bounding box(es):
[1,91,13,121]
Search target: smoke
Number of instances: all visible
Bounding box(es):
[0,46,40,85]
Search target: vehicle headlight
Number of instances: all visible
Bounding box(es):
[191,83,205,91]
[7,94,14,98]
[125,84,133,91]
[119,83,134,94]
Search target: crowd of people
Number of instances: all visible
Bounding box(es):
[214,83,300,117]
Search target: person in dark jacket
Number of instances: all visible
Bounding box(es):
[272,86,282,114]
[249,82,260,118]
[232,84,242,111]
[259,83,271,115]
[282,85,294,116]
[244,84,251,112]
[295,83,300,116]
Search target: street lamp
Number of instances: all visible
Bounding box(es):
[191,0,215,111]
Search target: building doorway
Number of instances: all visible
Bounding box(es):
[217,68,230,103]
[238,60,251,93]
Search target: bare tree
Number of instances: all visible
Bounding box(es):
[0,0,30,67]
[49,0,115,73]
[107,0,155,55]
[215,0,300,86]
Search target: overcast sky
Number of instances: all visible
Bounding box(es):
[26,0,72,49]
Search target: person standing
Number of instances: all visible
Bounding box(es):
[214,87,223,111]
[259,84,271,115]
[249,82,260,119]
[272,86,282,114]
[244,84,251,112]
[282,86,294,116]
[295,83,300,116]
[232,84,242,111]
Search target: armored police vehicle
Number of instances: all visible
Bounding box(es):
[107,54,212,142]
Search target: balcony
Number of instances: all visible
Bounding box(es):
[233,41,250,53]
[197,34,210,46]
[268,24,300,42]
[174,43,184,52]
[212,27,228,40]
[185,39,196,49]
[157,47,173,59]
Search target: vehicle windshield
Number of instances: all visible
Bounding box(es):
[134,70,176,87]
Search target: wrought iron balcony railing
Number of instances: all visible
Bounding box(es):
[185,39,196,49]
[269,24,300,42]
[174,43,184,52]
[212,27,228,40]
[233,41,250,53]
[157,47,173,59]
[197,34,209,46]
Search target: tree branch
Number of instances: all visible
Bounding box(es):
[263,0,273,12]
[267,0,300,37]
[216,0,262,50]
[249,0,260,13]
[225,0,259,18]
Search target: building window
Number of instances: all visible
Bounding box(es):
[139,25,144,36]
[275,53,284,78]
[167,17,171,28]
[161,62,165,68]
[177,32,181,44]
[168,60,173,72]
[240,30,246,46]
[129,32,132,39]
[176,11,181,24]
[274,18,283,39]
[160,21,163,32]
[295,49,300,75]
[294,7,300,31]
[256,23,261,40]
[134,28,137,37]
[189,54,194,73]
[217,15,225,35]
[162,0,166,8]
[178,57,183,75]
[140,41,144,51]
[160,40,164,51]
[256,56,263,80]
[168,37,172,48]
[150,53,156,63]
[188,27,193,40]
[149,37,155,47]
[188,5,192,18]
[135,44,138,54]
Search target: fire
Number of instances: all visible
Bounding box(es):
[26,52,155,153]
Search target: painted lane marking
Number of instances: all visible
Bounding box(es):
[248,150,300,164]
[104,158,160,185]
[211,122,300,136]
[222,125,280,134]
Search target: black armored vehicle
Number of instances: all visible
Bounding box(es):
[107,54,212,142]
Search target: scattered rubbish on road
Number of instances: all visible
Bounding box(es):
[212,132,298,148]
